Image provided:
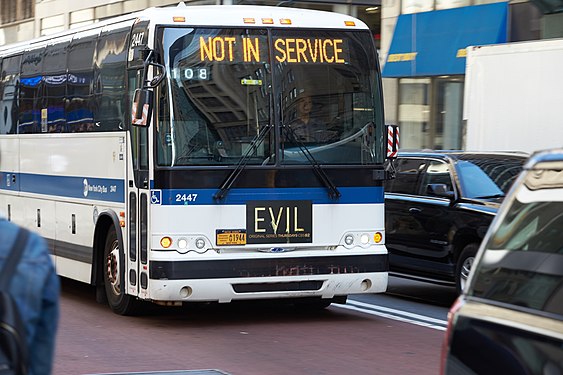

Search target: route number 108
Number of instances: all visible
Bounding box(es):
[170,68,209,80]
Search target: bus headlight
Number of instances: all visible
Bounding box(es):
[344,234,354,246]
[360,234,370,245]
[177,238,188,249]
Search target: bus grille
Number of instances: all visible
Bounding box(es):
[233,281,323,293]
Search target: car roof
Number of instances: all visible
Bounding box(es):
[397,150,529,162]
[525,148,563,170]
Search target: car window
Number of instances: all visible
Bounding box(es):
[419,160,453,196]
[468,192,563,316]
[456,161,506,199]
[456,156,525,198]
[387,158,426,194]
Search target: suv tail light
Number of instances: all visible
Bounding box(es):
[440,296,465,375]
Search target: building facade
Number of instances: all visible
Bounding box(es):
[1,0,562,151]
[0,0,382,44]
[380,0,563,150]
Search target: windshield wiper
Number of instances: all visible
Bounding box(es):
[214,124,272,201]
[283,124,341,200]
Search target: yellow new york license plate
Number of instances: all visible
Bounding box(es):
[216,230,247,246]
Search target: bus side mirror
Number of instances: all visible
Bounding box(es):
[131,88,153,127]
[386,124,399,159]
[140,48,166,88]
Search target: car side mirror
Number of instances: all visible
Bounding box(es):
[427,183,455,199]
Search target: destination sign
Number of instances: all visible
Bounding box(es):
[199,36,348,64]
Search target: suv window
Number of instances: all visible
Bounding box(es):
[457,155,524,197]
[419,160,453,196]
[387,158,426,194]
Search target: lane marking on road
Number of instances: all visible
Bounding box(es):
[333,300,447,331]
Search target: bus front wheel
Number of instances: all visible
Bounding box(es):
[103,227,139,315]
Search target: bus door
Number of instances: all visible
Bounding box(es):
[127,68,150,300]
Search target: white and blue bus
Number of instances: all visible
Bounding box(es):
[0,4,396,315]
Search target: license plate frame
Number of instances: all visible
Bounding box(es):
[216,229,247,246]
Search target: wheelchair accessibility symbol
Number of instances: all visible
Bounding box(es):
[150,190,162,205]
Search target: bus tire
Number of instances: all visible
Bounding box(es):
[455,243,478,295]
[103,226,139,315]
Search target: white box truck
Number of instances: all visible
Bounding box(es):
[463,39,563,154]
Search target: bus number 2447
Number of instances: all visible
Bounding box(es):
[175,193,198,203]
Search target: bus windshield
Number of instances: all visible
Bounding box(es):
[156,27,382,167]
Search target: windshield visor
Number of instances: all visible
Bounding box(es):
[156,27,382,167]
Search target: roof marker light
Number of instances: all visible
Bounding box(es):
[280,18,292,25]
[344,21,356,27]
[244,18,256,24]
[262,18,274,24]
[173,16,186,22]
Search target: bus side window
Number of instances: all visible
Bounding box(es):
[0,54,21,135]
[43,39,69,133]
[19,47,45,134]
[67,30,98,133]
[95,26,130,132]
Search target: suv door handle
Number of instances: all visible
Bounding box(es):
[409,207,422,214]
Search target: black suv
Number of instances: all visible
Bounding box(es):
[384,151,527,293]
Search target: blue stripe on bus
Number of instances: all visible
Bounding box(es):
[155,186,384,205]
[0,172,125,203]
[1,172,384,205]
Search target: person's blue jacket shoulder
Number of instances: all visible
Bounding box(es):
[0,218,60,375]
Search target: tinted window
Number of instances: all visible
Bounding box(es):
[67,31,98,132]
[95,26,130,131]
[19,47,44,133]
[469,183,563,315]
[456,155,525,197]
[43,40,69,132]
[0,54,21,134]
[419,160,453,196]
[387,158,426,194]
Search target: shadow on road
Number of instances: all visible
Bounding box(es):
[59,276,374,324]
[385,276,458,307]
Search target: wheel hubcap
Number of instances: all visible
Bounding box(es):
[460,256,475,291]
[106,240,120,296]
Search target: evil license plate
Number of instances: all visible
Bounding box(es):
[216,230,247,246]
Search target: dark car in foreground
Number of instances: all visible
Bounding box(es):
[441,148,563,374]
[385,151,527,293]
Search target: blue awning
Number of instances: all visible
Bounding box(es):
[382,2,508,77]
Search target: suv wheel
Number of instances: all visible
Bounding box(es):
[455,243,478,294]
